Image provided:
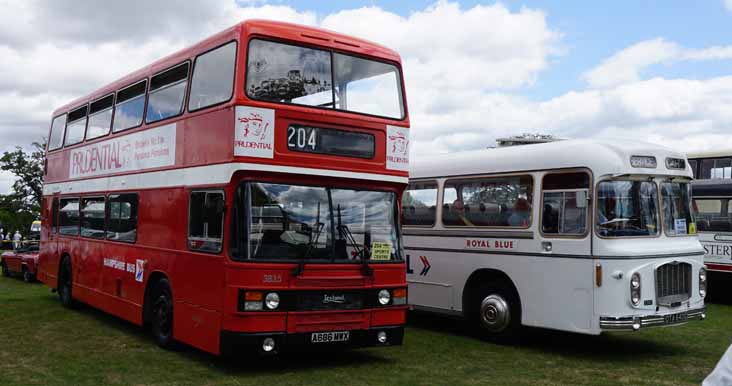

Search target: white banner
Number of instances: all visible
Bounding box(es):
[386,125,409,171]
[235,106,275,159]
[68,124,176,179]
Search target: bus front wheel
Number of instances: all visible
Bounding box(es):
[472,282,521,341]
[150,278,179,350]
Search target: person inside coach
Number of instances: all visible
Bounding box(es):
[508,198,531,227]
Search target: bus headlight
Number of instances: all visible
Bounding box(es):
[378,289,391,305]
[265,292,280,310]
[630,272,641,306]
[699,267,707,298]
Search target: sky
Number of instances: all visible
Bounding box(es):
[1,0,732,194]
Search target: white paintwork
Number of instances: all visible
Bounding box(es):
[406,139,705,335]
[43,162,408,195]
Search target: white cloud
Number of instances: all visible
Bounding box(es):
[583,38,732,88]
[725,0,732,12]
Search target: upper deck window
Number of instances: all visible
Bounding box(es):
[48,114,67,151]
[246,39,404,120]
[64,105,88,146]
[189,41,237,111]
[86,94,114,140]
[113,80,147,132]
[146,62,190,123]
[700,158,732,179]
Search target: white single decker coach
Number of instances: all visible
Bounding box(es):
[402,139,706,338]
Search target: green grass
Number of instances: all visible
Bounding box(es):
[1,275,729,386]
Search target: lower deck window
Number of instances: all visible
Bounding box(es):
[188,191,225,253]
[59,198,80,236]
[107,193,138,242]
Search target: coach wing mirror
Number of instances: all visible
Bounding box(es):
[576,190,588,208]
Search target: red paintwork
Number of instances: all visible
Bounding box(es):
[39,20,409,355]
[1,247,39,279]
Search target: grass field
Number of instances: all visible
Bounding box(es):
[1,275,730,386]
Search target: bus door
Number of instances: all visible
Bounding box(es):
[45,194,61,283]
[536,171,594,330]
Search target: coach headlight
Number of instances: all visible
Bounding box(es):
[630,272,641,306]
[699,267,707,298]
[265,292,280,310]
[378,289,391,305]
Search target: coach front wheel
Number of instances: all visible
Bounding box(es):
[473,283,521,341]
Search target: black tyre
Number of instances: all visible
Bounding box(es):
[23,267,32,283]
[150,278,179,350]
[58,257,75,308]
[1,261,8,277]
[470,280,521,342]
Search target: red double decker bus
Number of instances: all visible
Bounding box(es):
[38,20,410,355]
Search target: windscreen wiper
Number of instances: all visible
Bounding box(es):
[337,204,373,277]
[294,202,322,277]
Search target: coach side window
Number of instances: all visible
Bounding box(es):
[48,114,67,151]
[700,158,732,179]
[59,198,80,236]
[188,191,225,253]
[189,41,237,111]
[64,105,88,146]
[442,176,533,228]
[113,80,147,133]
[107,194,138,243]
[694,198,731,232]
[541,172,589,236]
[86,94,114,140]
[146,62,190,123]
[80,197,106,239]
[402,182,438,226]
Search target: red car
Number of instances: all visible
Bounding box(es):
[1,243,40,282]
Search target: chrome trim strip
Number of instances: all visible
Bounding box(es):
[599,307,705,331]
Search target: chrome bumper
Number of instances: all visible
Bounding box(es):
[599,307,706,331]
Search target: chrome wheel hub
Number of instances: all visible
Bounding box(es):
[480,294,510,332]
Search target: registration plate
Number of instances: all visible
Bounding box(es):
[311,331,350,343]
[664,312,688,324]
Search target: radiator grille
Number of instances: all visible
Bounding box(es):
[655,262,691,305]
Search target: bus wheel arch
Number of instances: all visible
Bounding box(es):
[462,269,522,341]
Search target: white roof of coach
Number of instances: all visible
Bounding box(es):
[410,139,692,179]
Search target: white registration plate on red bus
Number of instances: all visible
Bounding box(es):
[311,331,350,343]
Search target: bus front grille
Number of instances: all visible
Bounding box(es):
[655,262,691,306]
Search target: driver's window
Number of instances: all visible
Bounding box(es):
[541,172,589,236]
[188,190,225,253]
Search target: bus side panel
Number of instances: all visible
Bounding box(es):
[699,231,732,272]
[405,234,597,334]
[39,195,59,287]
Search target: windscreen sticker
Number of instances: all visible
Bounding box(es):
[689,222,697,235]
[371,242,392,261]
[235,106,275,159]
[386,125,409,171]
[675,219,687,235]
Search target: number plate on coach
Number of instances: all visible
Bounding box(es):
[664,311,688,324]
[311,331,350,343]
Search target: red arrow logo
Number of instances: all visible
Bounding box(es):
[419,255,431,276]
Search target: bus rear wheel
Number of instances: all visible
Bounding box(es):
[150,278,179,350]
[472,282,521,342]
[58,257,75,308]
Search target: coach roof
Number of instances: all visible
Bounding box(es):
[410,139,692,179]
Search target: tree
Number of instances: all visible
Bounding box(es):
[1,141,45,213]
